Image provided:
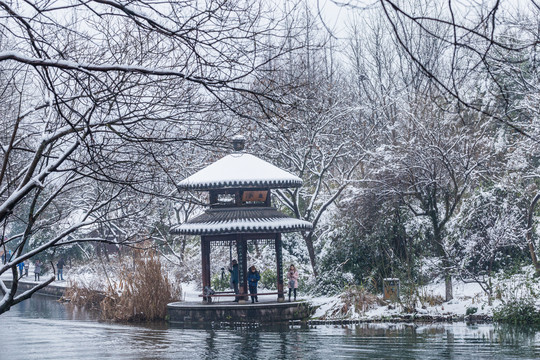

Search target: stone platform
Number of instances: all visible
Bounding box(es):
[167,299,313,323]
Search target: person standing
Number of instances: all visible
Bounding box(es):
[17,261,24,278]
[247,265,260,303]
[287,264,299,301]
[56,258,65,281]
[34,260,41,281]
[228,259,239,302]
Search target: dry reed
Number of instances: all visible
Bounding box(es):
[100,250,181,322]
[63,280,105,309]
[335,285,378,316]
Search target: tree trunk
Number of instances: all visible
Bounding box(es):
[303,232,318,277]
[527,193,540,275]
[432,221,453,301]
[445,274,453,302]
[487,276,493,306]
[180,236,186,262]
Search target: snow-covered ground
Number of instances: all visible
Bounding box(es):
[4,260,539,322]
[310,267,540,320]
[172,266,540,322]
[309,281,493,320]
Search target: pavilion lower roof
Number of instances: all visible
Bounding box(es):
[170,207,312,235]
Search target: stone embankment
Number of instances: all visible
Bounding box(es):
[3,279,67,299]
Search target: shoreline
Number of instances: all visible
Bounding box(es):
[302,314,493,325]
[0,278,502,325]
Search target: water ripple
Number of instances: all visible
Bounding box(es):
[1,297,539,360]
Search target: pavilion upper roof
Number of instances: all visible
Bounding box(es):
[177,153,302,190]
[170,207,312,235]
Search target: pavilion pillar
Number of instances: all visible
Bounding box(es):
[201,236,211,303]
[275,233,285,302]
[236,234,248,302]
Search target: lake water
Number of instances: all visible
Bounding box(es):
[1,295,540,359]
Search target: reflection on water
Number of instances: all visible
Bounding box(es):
[4,294,100,322]
[1,296,539,360]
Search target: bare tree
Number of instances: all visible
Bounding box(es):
[247,4,366,276]
[0,0,295,313]
[448,185,528,305]
[340,0,540,138]
[370,99,491,300]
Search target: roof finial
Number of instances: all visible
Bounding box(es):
[231,135,246,152]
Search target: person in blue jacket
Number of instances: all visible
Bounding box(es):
[17,261,24,278]
[228,259,239,302]
[247,265,260,303]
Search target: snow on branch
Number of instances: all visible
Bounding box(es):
[0,51,243,88]
[12,276,56,302]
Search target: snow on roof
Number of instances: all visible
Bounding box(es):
[170,207,312,235]
[178,153,302,190]
[171,217,312,235]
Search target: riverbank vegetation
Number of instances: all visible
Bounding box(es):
[63,250,181,322]
[100,251,181,322]
[493,299,540,325]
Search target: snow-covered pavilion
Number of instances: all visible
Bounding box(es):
[171,136,312,303]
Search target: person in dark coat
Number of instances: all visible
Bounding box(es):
[247,265,261,303]
[228,259,239,302]
[34,260,41,281]
[56,258,65,281]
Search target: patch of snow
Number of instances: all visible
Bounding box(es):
[181,281,202,302]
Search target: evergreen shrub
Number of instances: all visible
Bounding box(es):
[466,307,478,315]
[211,271,229,291]
[493,299,540,324]
[260,268,276,290]
[313,270,348,295]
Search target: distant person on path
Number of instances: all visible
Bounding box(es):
[56,258,65,281]
[228,259,239,302]
[17,261,24,278]
[34,260,41,281]
[287,264,299,301]
[24,262,29,277]
[247,265,260,303]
